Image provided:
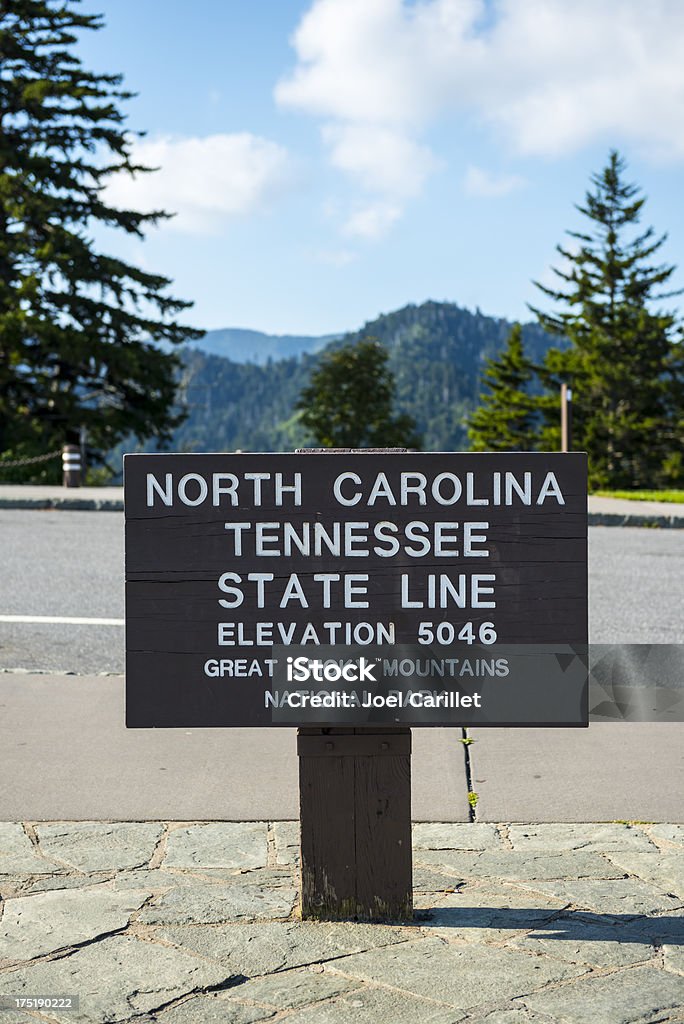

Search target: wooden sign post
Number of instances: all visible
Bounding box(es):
[298,726,412,920]
[296,449,412,921]
[124,450,588,923]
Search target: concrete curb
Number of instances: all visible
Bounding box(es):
[2,494,683,527]
[0,496,124,511]
[587,512,684,529]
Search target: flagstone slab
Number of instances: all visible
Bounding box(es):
[413,824,501,850]
[510,919,658,967]
[663,940,684,975]
[273,986,466,1023]
[0,1012,38,1024]
[0,877,29,899]
[164,823,268,870]
[273,822,300,866]
[522,964,684,1023]
[24,874,110,895]
[0,934,231,1024]
[0,824,60,875]
[34,822,163,872]
[159,921,413,976]
[324,938,586,1010]
[628,911,684,947]
[111,868,223,891]
[190,867,297,887]
[507,824,655,852]
[604,852,684,898]
[413,849,622,881]
[413,865,465,893]
[477,1012,546,1024]
[517,877,683,916]
[223,968,357,1011]
[420,882,567,944]
[112,866,294,891]
[0,888,149,964]
[155,995,276,1024]
[649,824,684,847]
[139,882,297,924]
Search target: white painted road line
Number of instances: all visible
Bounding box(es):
[0,615,124,626]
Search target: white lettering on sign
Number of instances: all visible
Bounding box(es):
[333,472,363,506]
[217,620,397,646]
[275,472,302,506]
[213,474,239,506]
[538,472,565,505]
[145,469,565,509]
[178,473,208,506]
[147,472,172,506]
[464,522,489,557]
[400,573,497,609]
[218,572,371,610]
[220,520,502,559]
[224,522,251,555]
[145,472,303,508]
[368,472,396,505]
[255,523,281,556]
[432,473,462,504]
[136,458,579,656]
[218,571,493,613]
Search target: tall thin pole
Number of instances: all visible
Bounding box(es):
[561,383,572,452]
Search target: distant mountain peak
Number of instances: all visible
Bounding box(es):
[188,327,341,365]
[168,299,554,456]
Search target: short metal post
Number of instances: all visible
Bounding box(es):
[62,444,82,487]
[561,383,573,452]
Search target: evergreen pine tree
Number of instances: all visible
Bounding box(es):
[530,150,684,488]
[467,324,539,451]
[0,0,200,481]
[297,338,421,449]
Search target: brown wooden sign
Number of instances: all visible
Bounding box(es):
[125,451,587,728]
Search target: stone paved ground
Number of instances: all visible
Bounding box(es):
[0,822,682,1024]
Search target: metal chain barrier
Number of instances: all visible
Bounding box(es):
[0,449,63,468]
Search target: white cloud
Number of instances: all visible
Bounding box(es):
[323,123,438,198]
[276,0,684,235]
[277,0,410,125]
[342,201,402,240]
[473,1,684,159]
[464,165,526,198]
[105,133,292,234]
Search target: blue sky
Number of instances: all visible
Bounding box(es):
[79,0,684,337]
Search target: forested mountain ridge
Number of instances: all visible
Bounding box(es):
[343,301,553,451]
[125,301,556,462]
[189,327,340,364]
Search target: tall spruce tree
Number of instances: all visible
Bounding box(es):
[530,150,684,489]
[0,0,200,481]
[297,338,421,449]
[467,324,539,451]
